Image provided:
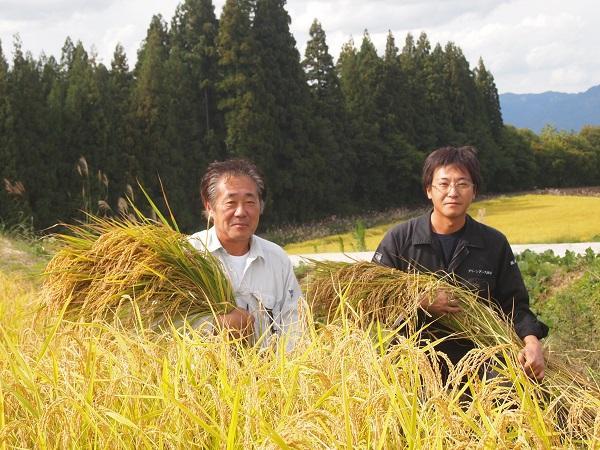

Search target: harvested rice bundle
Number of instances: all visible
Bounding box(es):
[306,261,471,330]
[306,260,600,436]
[41,216,235,328]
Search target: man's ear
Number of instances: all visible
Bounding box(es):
[204,202,214,219]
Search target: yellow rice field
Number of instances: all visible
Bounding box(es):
[284,194,600,254]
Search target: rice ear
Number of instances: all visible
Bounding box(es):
[41,215,236,330]
[306,260,600,433]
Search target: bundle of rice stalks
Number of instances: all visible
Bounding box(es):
[306,260,600,440]
[41,215,235,329]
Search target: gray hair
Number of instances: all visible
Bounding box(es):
[200,158,266,218]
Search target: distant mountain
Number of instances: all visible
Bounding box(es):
[499,84,600,134]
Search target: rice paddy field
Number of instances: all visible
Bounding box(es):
[283,194,600,254]
[1,215,599,448]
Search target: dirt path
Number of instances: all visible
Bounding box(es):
[289,242,600,266]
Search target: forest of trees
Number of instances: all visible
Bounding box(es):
[1,0,600,233]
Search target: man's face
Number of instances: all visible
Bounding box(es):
[206,175,261,254]
[426,164,476,220]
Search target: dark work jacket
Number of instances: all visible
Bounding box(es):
[372,211,549,365]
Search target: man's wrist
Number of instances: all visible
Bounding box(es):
[523,335,540,345]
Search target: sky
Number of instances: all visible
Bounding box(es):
[0,0,599,94]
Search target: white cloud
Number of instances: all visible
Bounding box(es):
[0,0,598,93]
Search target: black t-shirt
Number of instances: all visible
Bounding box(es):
[432,226,465,269]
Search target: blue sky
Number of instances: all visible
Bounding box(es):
[1,0,598,94]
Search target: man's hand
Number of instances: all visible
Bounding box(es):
[216,308,254,339]
[518,335,545,381]
[420,289,462,316]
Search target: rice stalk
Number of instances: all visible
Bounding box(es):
[40,215,235,329]
[2,298,598,448]
[306,260,600,441]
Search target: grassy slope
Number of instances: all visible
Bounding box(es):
[284,194,600,254]
[0,234,51,278]
[520,249,600,374]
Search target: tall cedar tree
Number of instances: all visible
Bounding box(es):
[168,0,223,231]
[377,32,424,203]
[61,41,109,220]
[474,58,503,139]
[104,44,135,211]
[0,40,20,224]
[426,42,454,146]
[302,19,353,214]
[217,0,265,159]
[338,32,394,209]
[437,42,499,188]
[399,33,436,151]
[252,0,326,223]
[131,15,172,218]
[8,37,57,228]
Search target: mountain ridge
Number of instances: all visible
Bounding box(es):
[499,84,600,133]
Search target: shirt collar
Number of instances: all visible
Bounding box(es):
[207,226,265,260]
[412,210,484,248]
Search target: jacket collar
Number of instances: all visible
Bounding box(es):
[412,210,485,249]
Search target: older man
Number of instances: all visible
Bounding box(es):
[188,159,302,349]
[373,146,548,381]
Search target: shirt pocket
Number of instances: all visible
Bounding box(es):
[251,293,279,337]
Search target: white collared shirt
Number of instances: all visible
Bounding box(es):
[188,227,303,349]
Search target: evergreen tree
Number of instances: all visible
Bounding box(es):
[0,40,19,224]
[8,37,58,228]
[168,0,223,230]
[474,57,503,139]
[400,32,436,150]
[131,15,171,216]
[61,41,109,219]
[303,19,338,98]
[440,42,499,188]
[338,31,392,209]
[217,0,265,159]
[103,44,134,212]
[442,42,481,139]
[377,32,423,202]
[302,19,353,213]
[425,43,453,145]
[252,0,323,222]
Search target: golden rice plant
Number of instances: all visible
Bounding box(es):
[2,262,599,447]
[1,300,591,448]
[40,214,235,329]
[306,260,600,442]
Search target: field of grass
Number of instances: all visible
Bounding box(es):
[284,194,600,254]
[1,229,599,447]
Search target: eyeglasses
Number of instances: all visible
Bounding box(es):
[431,181,474,193]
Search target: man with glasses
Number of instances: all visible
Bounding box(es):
[373,146,548,381]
